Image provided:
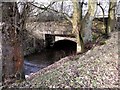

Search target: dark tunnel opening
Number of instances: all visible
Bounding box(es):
[52,39,77,56]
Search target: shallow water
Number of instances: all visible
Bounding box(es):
[24,49,72,75]
[24,40,76,75]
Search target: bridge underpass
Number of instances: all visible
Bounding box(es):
[24,21,79,76]
[26,21,80,53]
[24,17,110,76]
[24,34,77,76]
[45,34,76,48]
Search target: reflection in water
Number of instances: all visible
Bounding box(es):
[24,40,76,75]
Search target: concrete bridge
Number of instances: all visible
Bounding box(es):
[26,21,78,50]
[25,16,112,52]
[25,17,108,52]
[26,21,73,36]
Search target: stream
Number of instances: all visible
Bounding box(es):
[24,40,76,76]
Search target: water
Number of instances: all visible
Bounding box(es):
[24,49,70,75]
[24,40,76,75]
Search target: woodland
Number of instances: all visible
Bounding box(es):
[0,0,120,89]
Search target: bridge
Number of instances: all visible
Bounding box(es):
[26,21,73,36]
[26,14,116,53]
[26,20,79,51]
[25,16,108,53]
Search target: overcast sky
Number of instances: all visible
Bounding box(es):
[18,0,120,16]
[34,0,119,15]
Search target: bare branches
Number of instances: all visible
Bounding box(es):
[28,2,73,23]
[46,7,73,23]
[28,2,55,12]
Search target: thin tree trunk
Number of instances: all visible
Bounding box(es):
[0,27,2,83]
[106,0,117,35]
[98,4,106,34]
[0,2,2,83]
[79,1,84,20]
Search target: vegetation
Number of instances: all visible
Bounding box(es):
[0,0,119,88]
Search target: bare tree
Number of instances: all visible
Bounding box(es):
[2,2,29,83]
[0,30,1,83]
[82,0,97,43]
[24,0,99,53]
[106,0,117,35]
[97,2,106,34]
[71,0,84,53]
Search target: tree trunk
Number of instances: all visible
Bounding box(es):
[72,0,84,53]
[79,1,83,20]
[2,2,25,83]
[106,0,117,35]
[0,2,2,83]
[0,26,2,83]
[82,0,97,43]
[98,4,106,34]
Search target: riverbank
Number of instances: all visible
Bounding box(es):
[8,31,119,88]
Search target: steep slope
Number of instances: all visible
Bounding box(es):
[9,31,119,88]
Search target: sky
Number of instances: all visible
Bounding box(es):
[18,0,120,16]
[34,0,120,16]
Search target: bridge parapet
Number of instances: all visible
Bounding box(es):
[26,21,73,36]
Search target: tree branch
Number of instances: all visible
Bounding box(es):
[28,2,73,23]
[46,7,73,23]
